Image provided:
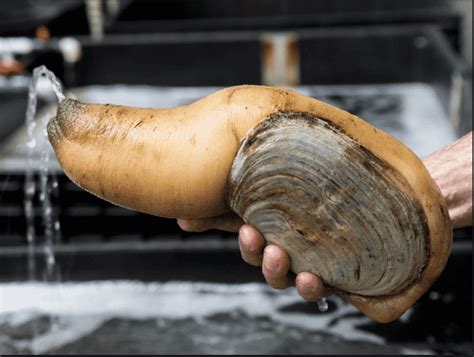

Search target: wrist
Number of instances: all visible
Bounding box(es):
[422,132,472,229]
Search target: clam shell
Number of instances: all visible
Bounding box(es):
[226,112,429,297]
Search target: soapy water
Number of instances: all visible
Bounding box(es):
[0,281,434,355]
[23,66,64,283]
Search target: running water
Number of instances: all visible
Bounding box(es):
[24,65,65,282]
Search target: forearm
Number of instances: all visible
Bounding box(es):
[423,132,472,229]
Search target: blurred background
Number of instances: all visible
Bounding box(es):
[0,0,472,354]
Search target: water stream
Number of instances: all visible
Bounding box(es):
[24,65,64,282]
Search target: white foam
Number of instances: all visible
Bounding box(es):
[0,281,388,353]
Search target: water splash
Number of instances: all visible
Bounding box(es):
[24,65,65,282]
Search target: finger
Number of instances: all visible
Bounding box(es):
[262,245,293,289]
[238,224,265,266]
[177,218,209,232]
[205,213,244,232]
[295,272,330,301]
[177,213,244,233]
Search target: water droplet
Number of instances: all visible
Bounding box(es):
[25,182,35,196]
[317,297,328,312]
[26,139,36,148]
[26,227,35,244]
[46,253,55,267]
[442,293,455,304]
[24,201,33,217]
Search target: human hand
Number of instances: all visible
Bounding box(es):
[177,215,331,301]
[423,131,472,229]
